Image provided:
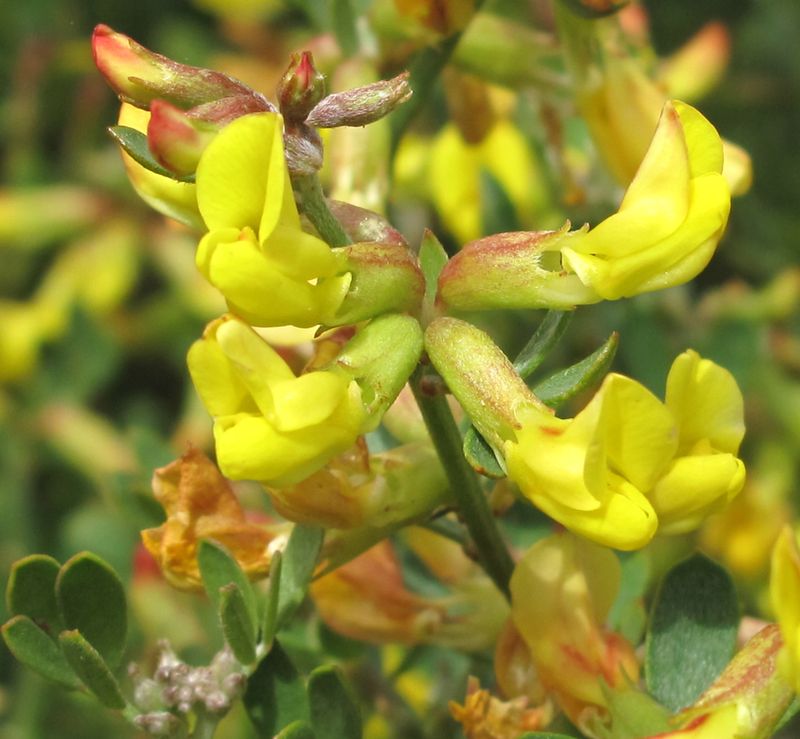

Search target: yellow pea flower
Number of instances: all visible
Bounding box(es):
[509,533,640,733]
[425,318,746,550]
[561,100,731,300]
[770,526,800,694]
[648,349,746,534]
[195,112,351,328]
[188,313,422,487]
[505,373,672,550]
[428,119,545,244]
[188,315,365,487]
[438,101,733,309]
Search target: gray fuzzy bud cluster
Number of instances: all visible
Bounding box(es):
[129,641,246,735]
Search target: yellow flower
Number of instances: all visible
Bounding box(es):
[428,120,545,244]
[438,101,733,310]
[505,373,669,550]
[561,100,731,300]
[648,349,746,534]
[770,526,800,694]
[188,312,422,488]
[194,112,351,327]
[187,315,366,487]
[505,350,745,549]
[509,533,639,733]
[141,448,286,590]
[425,318,746,550]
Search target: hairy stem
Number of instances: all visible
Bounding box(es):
[412,370,513,598]
[293,173,352,247]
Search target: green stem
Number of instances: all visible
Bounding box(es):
[388,0,488,154]
[192,713,220,739]
[411,370,513,598]
[292,173,352,247]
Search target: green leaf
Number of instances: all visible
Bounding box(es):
[6,555,63,636]
[107,126,195,182]
[308,665,362,739]
[262,551,282,647]
[276,720,316,739]
[533,331,619,408]
[463,426,505,478]
[513,311,573,379]
[220,583,257,665]
[244,641,309,736]
[329,0,358,56]
[198,539,258,631]
[55,552,127,669]
[276,525,324,631]
[2,616,80,689]
[59,630,126,709]
[645,553,738,712]
[418,229,449,325]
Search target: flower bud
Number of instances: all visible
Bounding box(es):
[147,100,219,177]
[278,51,326,123]
[92,24,271,112]
[306,73,412,128]
[424,317,546,451]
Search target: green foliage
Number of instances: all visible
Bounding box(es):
[2,615,80,689]
[59,630,127,709]
[645,553,739,712]
[307,665,362,739]
[56,552,128,669]
[244,641,309,737]
[275,525,324,632]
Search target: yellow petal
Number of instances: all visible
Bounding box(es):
[673,100,724,178]
[206,235,323,327]
[665,349,745,455]
[263,224,341,281]
[770,527,800,693]
[186,328,252,417]
[649,453,745,535]
[269,372,350,432]
[213,317,294,416]
[585,373,677,492]
[196,113,295,232]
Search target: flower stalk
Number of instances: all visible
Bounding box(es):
[411,368,514,599]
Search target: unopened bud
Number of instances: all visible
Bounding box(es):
[327,201,408,248]
[147,100,218,177]
[92,24,271,112]
[278,51,327,122]
[306,72,412,128]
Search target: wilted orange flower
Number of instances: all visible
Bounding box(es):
[141,448,286,590]
[449,676,551,739]
[311,540,445,644]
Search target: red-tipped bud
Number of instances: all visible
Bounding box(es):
[306,73,412,128]
[92,24,272,112]
[147,100,218,177]
[278,51,327,123]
